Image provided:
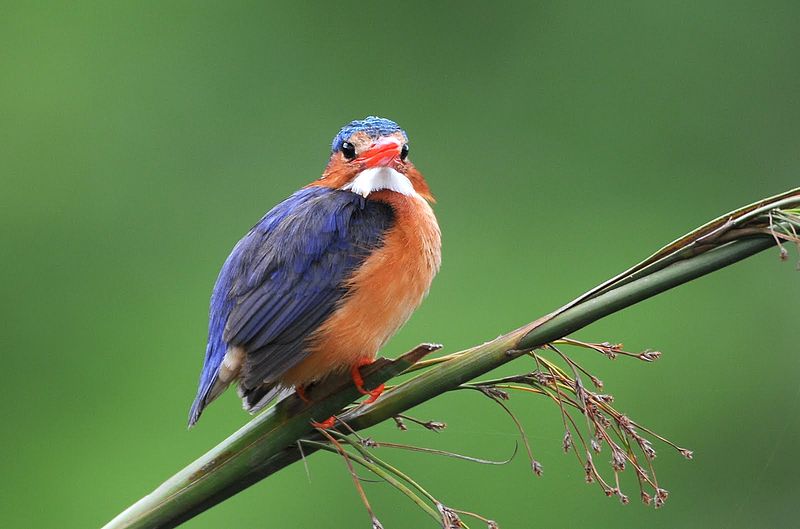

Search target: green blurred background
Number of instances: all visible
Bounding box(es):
[2,2,799,528]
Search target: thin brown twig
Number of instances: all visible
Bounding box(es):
[315,426,383,528]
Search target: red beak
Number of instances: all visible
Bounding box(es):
[356,137,403,168]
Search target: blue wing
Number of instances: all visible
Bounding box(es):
[189,186,394,425]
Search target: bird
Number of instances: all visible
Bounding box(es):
[188,116,441,427]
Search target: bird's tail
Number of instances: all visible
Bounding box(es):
[188,375,232,427]
[188,352,292,426]
[188,345,246,427]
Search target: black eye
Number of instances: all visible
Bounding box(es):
[400,143,409,161]
[340,141,356,160]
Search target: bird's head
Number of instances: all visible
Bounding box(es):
[314,116,434,202]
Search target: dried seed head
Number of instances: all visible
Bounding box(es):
[619,492,630,505]
[594,394,614,403]
[617,415,632,431]
[563,430,573,453]
[639,349,662,362]
[590,375,604,389]
[487,521,499,529]
[436,504,464,529]
[653,488,669,508]
[595,413,611,429]
[611,449,626,471]
[480,386,510,400]
[360,437,378,448]
[641,491,653,505]
[598,341,622,359]
[584,461,595,483]
[640,439,657,460]
[532,460,543,476]
[424,421,447,432]
[680,448,694,460]
[372,517,385,529]
[393,416,408,431]
[591,438,602,453]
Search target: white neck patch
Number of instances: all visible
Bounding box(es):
[342,167,417,198]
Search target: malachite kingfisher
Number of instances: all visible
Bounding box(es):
[188,116,441,426]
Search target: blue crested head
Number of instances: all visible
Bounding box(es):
[331,116,407,153]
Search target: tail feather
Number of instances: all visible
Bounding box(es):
[188,345,294,426]
[239,383,293,414]
[187,376,232,427]
[188,346,245,427]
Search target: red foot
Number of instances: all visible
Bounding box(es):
[311,416,336,429]
[351,360,385,404]
[295,385,311,403]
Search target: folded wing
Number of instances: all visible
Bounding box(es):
[189,187,394,425]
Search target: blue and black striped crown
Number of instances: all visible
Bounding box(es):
[331,116,407,153]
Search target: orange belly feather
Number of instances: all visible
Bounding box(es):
[280,190,441,386]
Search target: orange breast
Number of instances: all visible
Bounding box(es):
[280,190,441,386]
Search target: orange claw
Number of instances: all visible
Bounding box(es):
[311,416,336,429]
[351,360,385,404]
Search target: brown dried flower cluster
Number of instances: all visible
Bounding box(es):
[472,340,692,508]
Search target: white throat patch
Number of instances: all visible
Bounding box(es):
[342,167,417,198]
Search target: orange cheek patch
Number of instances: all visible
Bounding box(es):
[312,158,357,190]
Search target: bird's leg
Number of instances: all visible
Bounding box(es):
[351,359,385,404]
[298,384,337,427]
[306,360,384,428]
[296,384,337,427]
